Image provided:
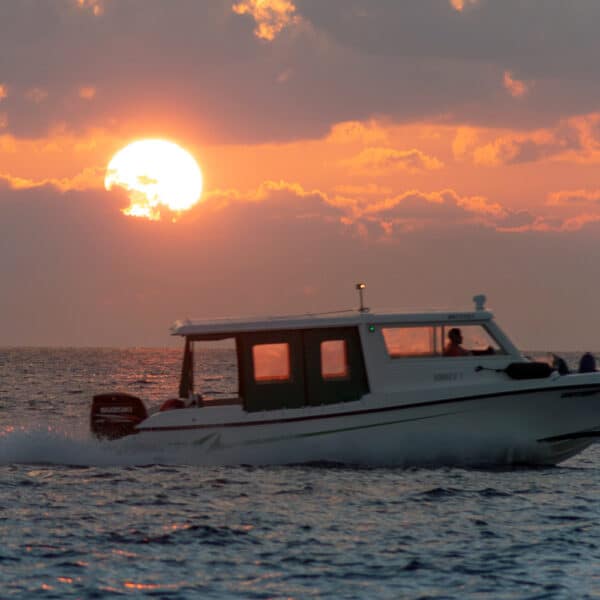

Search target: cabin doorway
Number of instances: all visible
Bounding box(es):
[302,327,368,407]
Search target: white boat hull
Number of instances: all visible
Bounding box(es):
[125,382,600,466]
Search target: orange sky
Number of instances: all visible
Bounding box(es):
[4,115,600,232]
[2,1,600,348]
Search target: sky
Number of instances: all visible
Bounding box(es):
[2,0,600,349]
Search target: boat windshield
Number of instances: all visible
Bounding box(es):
[443,324,503,355]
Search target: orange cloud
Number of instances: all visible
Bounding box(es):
[341,147,443,174]
[473,130,564,166]
[77,0,104,17]
[452,127,478,160]
[558,214,600,231]
[521,213,600,233]
[458,112,600,168]
[0,128,124,192]
[205,179,329,209]
[277,68,293,83]
[450,0,480,12]
[333,183,392,197]
[547,189,600,206]
[503,71,531,98]
[360,189,534,234]
[202,180,375,228]
[199,180,533,237]
[203,181,536,239]
[2,114,599,237]
[25,87,48,104]
[327,120,389,145]
[469,113,600,167]
[232,0,300,41]
[457,195,508,220]
[79,86,97,100]
[0,167,104,192]
[0,85,6,101]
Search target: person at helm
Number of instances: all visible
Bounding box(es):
[444,328,470,357]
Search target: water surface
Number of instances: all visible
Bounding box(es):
[1,348,599,598]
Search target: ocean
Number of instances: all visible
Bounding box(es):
[1,348,600,598]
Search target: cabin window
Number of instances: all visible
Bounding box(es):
[321,340,349,379]
[382,326,436,358]
[252,343,291,382]
[239,327,369,412]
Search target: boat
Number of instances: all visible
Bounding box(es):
[90,291,600,466]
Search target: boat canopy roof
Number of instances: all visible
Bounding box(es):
[171,308,494,338]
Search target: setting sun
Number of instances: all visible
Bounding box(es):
[105,139,203,220]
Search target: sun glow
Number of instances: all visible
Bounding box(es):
[105,139,203,220]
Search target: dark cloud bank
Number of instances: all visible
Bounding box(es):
[2,1,600,141]
[2,180,600,349]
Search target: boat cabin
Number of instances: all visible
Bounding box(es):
[171,297,521,413]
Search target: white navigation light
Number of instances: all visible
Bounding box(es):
[356,282,369,313]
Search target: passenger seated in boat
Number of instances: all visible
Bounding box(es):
[444,328,470,357]
[579,352,596,373]
[552,354,569,375]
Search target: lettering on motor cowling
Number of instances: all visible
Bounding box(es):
[433,372,463,382]
[99,406,133,414]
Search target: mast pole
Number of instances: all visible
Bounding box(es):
[356,282,368,313]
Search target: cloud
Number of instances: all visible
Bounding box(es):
[76,0,104,17]
[0,128,120,193]
[341,147,443,174]
[0,160,554,237]
[25,87,49,104]
[326,120,389,145]
[360,188,534,234]
[232,0,300,41]
[276,68,293,83]
[0,85,6,101]
[78,86,96,100]
[5,176,600,347]
[0,180,403,344]
[333,183,392,197]
[193,180,539,239]
[557,214,600,232]
[5,2,600,144]
[473,133,554,166]
[548,189,600,207]
[452,127,478,160]
[470,115,600,166]
[449,0,480,12]
[481,188,600,232]
[503,70,531,98]
[0,167,104,192]
[202,179,343,223]
[524,213,600,233]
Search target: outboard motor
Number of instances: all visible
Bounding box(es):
[91,392,148,440]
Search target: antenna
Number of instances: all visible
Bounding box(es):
[356,282,369,313]
[473,294,486,311]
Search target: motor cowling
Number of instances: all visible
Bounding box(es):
[91,392,148,440]
[504,362,554,380]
